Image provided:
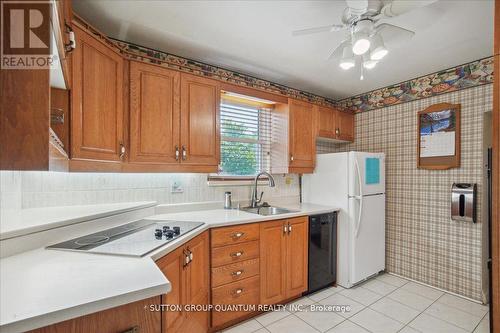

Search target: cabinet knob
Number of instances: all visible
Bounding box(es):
[230,251,243,258]
[231,270,244,277]
[175,145,180,161]
[290,154,294,162]
[288,224,292,234]
[283,224,288,234]
[231,232,244,239]
[232,288,244,296]
[119,143,126,160]
[335,128,340,135]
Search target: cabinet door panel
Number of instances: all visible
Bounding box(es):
[156,246,186,333]
[289,99,316,169]
[130,61,180,163]
[286,217,309,298]
[336,111,354,142]
[180,73,220,167]
[71,25,123,161]
[26,297,161,333]
[186,231,210,333]
[318,106,336,139]
[260,220,287,304]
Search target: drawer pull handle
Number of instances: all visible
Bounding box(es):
[230,251,244,258]
[231,270,244,277]
[232,232,245,238]
[232,288,244,296]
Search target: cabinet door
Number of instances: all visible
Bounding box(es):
[318,106,336,139]
[180,73,220,168]
[336,111,355,142]
[26,297,161,333]
[289,99,316,170]
[185,231,210,333]
[286,217,309,298]
[157,246,186,333]
[260,220,287,304]
[130,61,180,164]
[71,25,124,162]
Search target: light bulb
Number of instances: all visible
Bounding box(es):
[339,44,355,70]
[370,34,388,60]
[363,59,377,69]
[352,34,370,55]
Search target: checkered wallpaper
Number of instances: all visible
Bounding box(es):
[318,84,492,301]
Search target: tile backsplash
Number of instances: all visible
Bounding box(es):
[0,172,299,210]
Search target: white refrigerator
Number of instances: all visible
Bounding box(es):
[302,152,385,288]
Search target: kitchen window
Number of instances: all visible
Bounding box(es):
[212,92,273,180]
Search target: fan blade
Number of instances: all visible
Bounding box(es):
[380,0,438,18]
[375,23,415,48]
[292,24,346,36]
[328,39,350,60]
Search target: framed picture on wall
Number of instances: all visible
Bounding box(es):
[417,102,461,169]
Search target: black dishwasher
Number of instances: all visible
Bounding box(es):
[307,212,337,294]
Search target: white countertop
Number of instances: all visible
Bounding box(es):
[0,202,338,333]
[0,201,158,240]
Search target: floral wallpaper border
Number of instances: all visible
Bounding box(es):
[337,57,494,113]
[113,38,493,114]
[114,39,338,108]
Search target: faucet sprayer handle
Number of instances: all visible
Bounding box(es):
[256,191,264,204]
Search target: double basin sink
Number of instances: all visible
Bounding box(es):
[239,206,298,216]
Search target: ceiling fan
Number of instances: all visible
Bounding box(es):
[292,0,438,80]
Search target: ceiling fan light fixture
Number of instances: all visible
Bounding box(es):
[339,45,355,70]
[370,34,388,60]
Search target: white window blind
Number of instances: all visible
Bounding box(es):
[219,100,272,177]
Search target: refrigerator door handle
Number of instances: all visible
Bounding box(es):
[354,157,364,238]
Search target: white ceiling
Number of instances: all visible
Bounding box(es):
[72,0,494,100]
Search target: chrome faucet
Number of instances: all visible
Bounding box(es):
[250,171,275,208]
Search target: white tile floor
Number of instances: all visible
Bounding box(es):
[221,273,490,333]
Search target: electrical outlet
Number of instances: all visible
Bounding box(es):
[285,177,293,185]
[171,181,184,193]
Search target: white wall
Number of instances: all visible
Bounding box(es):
[0,171,299,210]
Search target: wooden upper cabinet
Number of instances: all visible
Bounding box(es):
[317,106,355,142]
[336,111,355,142]
[318,106,337,139]
[285,217,309,298]
[180,73,220,169]
[71,25,124,164]
[288,99,316,172]
[260,220,287,304]
[129,61,181,164]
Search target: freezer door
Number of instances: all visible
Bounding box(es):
[348,194,385,285]
[349,152,385,197]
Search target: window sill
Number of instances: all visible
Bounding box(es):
[207,176,270,187]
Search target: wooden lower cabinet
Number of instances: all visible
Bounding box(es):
[156,231,210,333]
[26,297,161,333]
[260,217,309,304]
[210,223,261,330]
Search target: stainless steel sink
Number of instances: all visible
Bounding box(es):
[240,206,298,216]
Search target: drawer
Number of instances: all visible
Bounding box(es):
[211,240,259,268]
[211,276,259,328]
[211,223,259,247]
[211,258,259,287]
